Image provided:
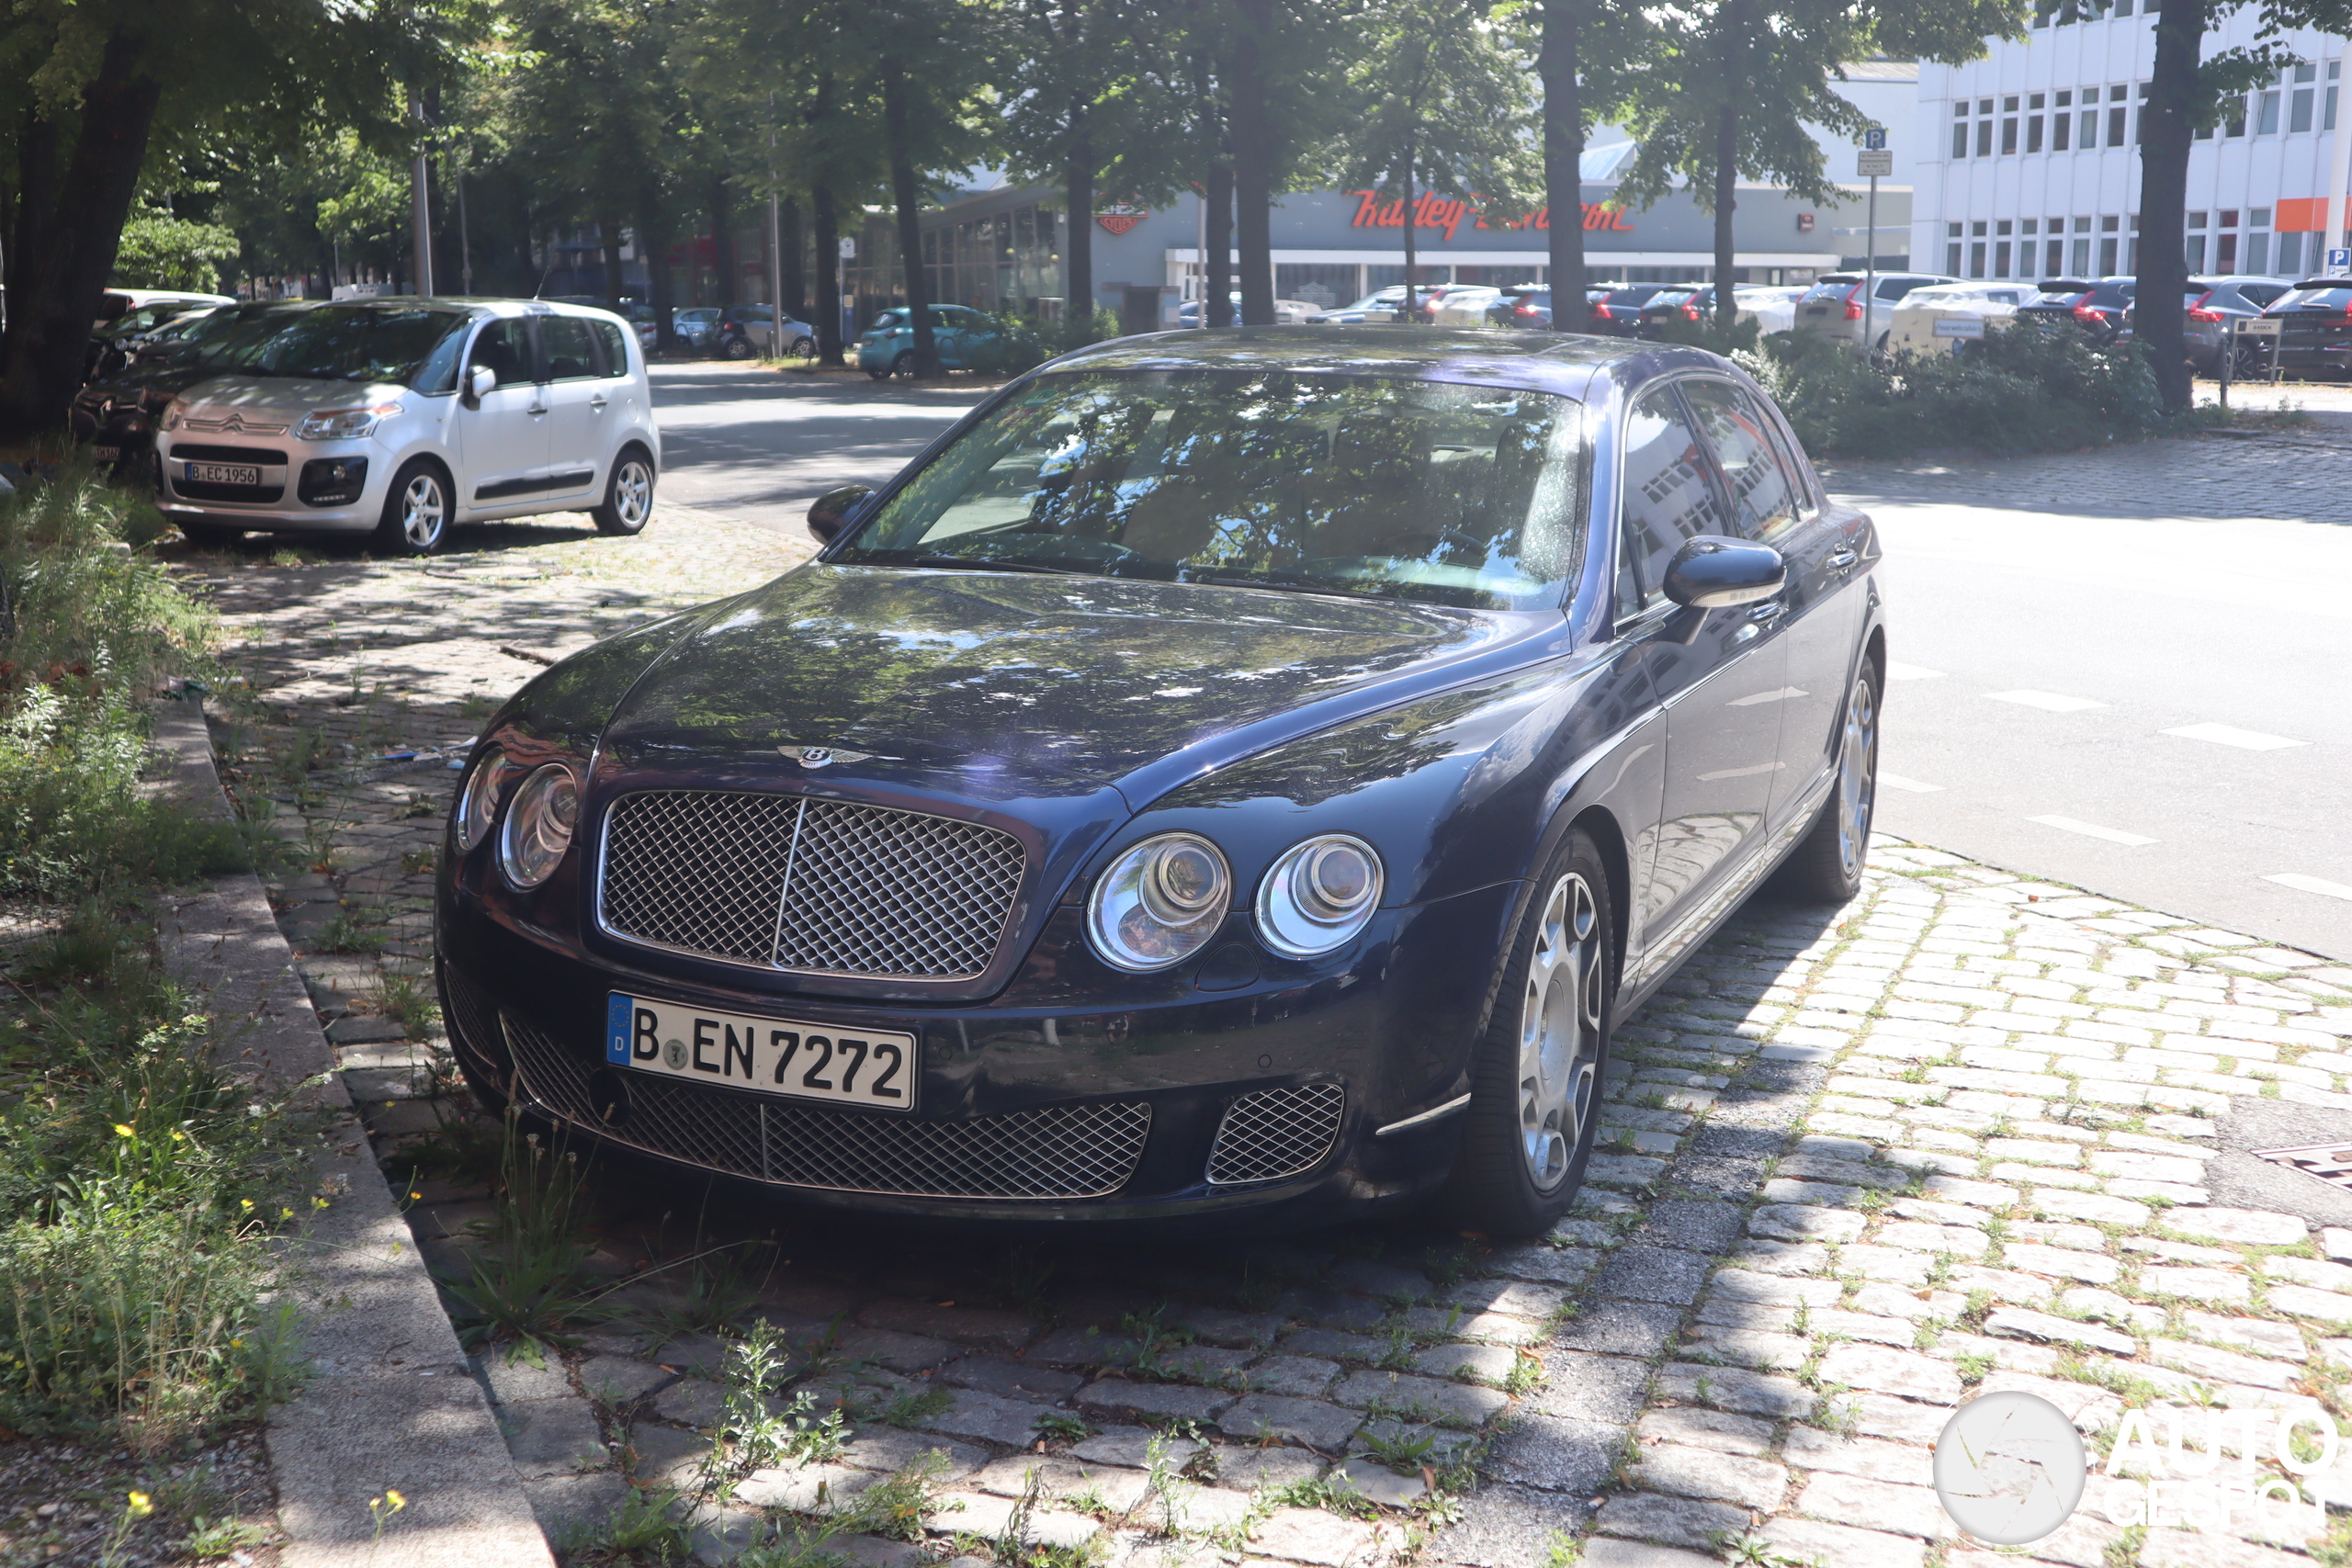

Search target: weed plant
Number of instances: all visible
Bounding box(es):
[437,1117,608,1352]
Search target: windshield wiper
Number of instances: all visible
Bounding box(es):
[1179,570,1387,601]
[887,552,1094,576]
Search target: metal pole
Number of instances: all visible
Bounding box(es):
[1861,174,1878,355]
[767,94,784,356]
[456,154,474,295]
[409,92,434,298]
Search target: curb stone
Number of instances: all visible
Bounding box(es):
[154,701,555,1568]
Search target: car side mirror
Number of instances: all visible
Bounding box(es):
[808,483,873,546]
[1663,535,1785,610]
[465,365,496,404]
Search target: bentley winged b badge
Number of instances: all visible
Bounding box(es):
[777,744,876,769]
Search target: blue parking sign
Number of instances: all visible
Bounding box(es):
[2330,246,2352,275]
[1864,128,1888,151]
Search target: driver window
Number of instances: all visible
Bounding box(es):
[542,316,597,381]
[1679,378,1801,543]
[470,319,532,387]
[1615,383,1728,617]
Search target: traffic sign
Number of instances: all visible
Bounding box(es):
[1858,149,1894,177]
[838,237,857,259]
[1863,128,1888,152]
[2329,246,2352,276]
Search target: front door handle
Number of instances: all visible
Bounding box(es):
[1826,547,1860,571]
[526,404,548,417]
[1747,601,1787,624]
[589,394,608,411]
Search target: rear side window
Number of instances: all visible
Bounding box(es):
[592,320,631,377]
[1680,379,1802,543]
[2241,283,2289,307]
[541,316,597,381]
[1616,383,1731,617]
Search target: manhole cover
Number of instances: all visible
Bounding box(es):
[2253,1141,2352,1193]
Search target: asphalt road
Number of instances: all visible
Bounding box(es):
[646,361,2352,962]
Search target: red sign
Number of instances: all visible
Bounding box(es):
[1098,203,1147,236]
[1347,191,1633,238]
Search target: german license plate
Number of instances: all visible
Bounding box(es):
[186,461,260,486]
[605,992,916,1111]
[91,446,119,462]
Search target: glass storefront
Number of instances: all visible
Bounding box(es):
[921,205,1065,315]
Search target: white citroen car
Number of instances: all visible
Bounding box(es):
[154,298,662,555]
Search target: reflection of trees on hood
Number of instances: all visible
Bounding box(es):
[605,566,1488,783]
[1168,683,1503,810]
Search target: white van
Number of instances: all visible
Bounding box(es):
[155,298,662,555]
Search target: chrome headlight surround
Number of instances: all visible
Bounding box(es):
[498,762,581,889]
[1255,835,1385,959]
[1086,831,1232,972]
[452,745,510,854]
[296,401,401,441]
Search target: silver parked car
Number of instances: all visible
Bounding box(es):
[1793,272,1959,354]
[155,298,662,556]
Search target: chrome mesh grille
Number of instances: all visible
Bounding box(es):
[1206,1083,1347,1185]
[439,964,509,1068]
[503,1020,1151,1199]
[598,790,1024,980]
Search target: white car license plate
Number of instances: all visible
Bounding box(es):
[605,992,916,1111]
[187,461,260,486]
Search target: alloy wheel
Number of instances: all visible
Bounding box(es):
[613,458,652,528]
[1834,671,1879,883]
[401,473,447,550]
[1517,872,1604,1189]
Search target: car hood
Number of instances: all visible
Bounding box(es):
[598,563,1548,800]
[171,374,409,423]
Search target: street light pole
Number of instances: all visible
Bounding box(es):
[409,91,435,298]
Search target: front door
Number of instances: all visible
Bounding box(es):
[1678,377,1860,834]
[535,313,606,502]
[1614,380,1790,964]
[458,317,548,509]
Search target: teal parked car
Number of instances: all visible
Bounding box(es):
[857,305,1039,378]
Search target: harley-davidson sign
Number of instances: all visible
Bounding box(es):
[1097,203,1147,235]
[1348,191,1633,240]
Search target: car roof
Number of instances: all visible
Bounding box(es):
[1039,323,1728,403]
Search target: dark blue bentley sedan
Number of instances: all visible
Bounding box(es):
[436,327,1883,1236]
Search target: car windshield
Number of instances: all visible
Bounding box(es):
[835,369,1584,611]
[209,306,471,388]
[2278,284,2352,308]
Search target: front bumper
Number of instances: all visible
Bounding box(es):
[154,435,386,530]
[435,880,1519,1228]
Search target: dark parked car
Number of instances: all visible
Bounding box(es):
[436,327,1883,1235]
[2247,278,2352,378]
[2114,276,2291,375]
[68,300,314,478]
[2016,277,2134,342]
[1589,285,1693,336]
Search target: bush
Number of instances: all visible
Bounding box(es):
[1739,319,2164,458]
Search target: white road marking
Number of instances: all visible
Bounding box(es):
[2030,814,2155,846]
[2161,722,2309,751]
[1884,661,1946,681]
[1878,773,1944,793]
[1987,690,2107,713]
[2265,873,2352,901]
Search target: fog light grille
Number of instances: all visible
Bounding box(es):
[1206,1083,1346,1185]
[503,1020,1150,1200]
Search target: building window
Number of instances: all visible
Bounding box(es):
[2046,238,2065,276]
[2109,85,2128,147]
[2279,233,2304,273]
[2083,93,2102,146]
[2028,113,2044,152]
[1970,242,1987,277]
[2220,209,2239,229]
[2187,235,2206,271]
[2073,237,2091,274]
[1948,221,1963,238]
[2114,0,2132,13]
[1949,242,1963,273]
[2225,96,2247,136]
[2257,89,2281,134]
[1952,108,1970,158]
[2002,115,2018,153]
[1977,118,1994,156]
[1995,241,2012,277]
[2022,218,2038,235]
[2136,83,2151,142]
[2053,90,2074,149]
[1973,220,1988,237]
[2218,233,2238,270]
[2329,62,2340,131]
[2100,237,2119,273]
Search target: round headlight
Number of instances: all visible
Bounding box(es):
[453,746,509,853]
[1087,832,1232,972]
[1255,835,1385,958]
[498,763,580,889]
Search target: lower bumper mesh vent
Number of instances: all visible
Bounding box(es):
[1206,1082,1346,1185]
[440,965,509,1072]
[503,1020,1150,1200]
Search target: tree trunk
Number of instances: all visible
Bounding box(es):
[1539,0,1586,331]
[2139,0,2205,412]
[1229,0,1275,327]
[1205,158,1234,328]
[782,197,806,321]
[601,219,625,309]
[1067,107,1095,342]
[1400,138,1418,323]
[0,28,164,441]
[813,181,844,366]
[1712,0,1745,328]
[639,177,676,354]
[881,64,940,378]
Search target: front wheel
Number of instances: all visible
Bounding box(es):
[891,351,915,379]
[1774,659,1880,903]
[722,335,752,360]
[591,449,655,536]
[789,335,816,360]
[1445,830,1615,1237]
[374,459,452,556]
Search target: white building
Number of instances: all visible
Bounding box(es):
[1916,7,2350,283]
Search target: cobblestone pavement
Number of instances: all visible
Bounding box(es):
[1819,423,2352,525]
[177,501,2352,1568]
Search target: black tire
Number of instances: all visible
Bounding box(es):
[722,334,753,360]
[1774,657,1880,903]
[374,458,453,556]
[865,366,891,380]
[891,351,915,379]
[177,518,244,549]
[790,335,816,360]
[1445,828,1616,1237]
[591,446,655,536]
